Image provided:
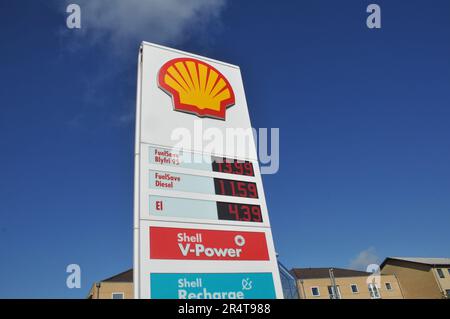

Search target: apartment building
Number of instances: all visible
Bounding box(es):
[381,257,450,299]
[87,269,134,299]
[292,267,404,299]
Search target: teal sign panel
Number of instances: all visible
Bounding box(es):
[150,273,276,299]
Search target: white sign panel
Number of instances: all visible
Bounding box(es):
[134,42,283,299]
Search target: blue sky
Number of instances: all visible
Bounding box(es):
[0,0,449,298]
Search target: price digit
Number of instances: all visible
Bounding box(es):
[217,179,226,195]
[228,204,239,220]
[225,162,232,174]
[242,205,251,221]
[244,162,254,176]
[237,181,248,197]
[234,162,244,175]
[251,206,262,222]
[248,183,258,198]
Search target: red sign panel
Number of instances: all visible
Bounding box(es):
[149,227,269,261]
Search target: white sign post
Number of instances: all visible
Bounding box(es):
[134,42,283,299]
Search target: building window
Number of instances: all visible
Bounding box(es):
[445,289,450,299]
[385,282,393,291]
[437,269,445,279]
[327,285,341,299]
[112,292,124,299]
[368,283,381,299]
[350,284,359,293]
[311,287,320,297]
[448,269,450,276]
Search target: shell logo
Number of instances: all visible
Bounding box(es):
[158,58,235,120]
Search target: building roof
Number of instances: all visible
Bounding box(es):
[291,268,370,280]
[381,257,450,268]
[101,269,133,283]
[101,262,290,282]
[99,260,293,283]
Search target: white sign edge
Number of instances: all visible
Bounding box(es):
[133,45,144,299]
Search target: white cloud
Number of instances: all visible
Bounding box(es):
[60,1,227,127]
[349,247,380,271]
[67,0,227,48]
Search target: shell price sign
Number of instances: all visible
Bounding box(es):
[134,42,282,299]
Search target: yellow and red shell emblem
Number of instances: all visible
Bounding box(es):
[158,58,235,120]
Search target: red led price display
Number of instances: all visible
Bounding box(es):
[213,178,258,198]
[212,157,254,176]
[217,202,263,222]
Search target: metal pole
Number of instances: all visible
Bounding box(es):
[96,282,101,299]
[329,268,339,299]
[300,280,306,299]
